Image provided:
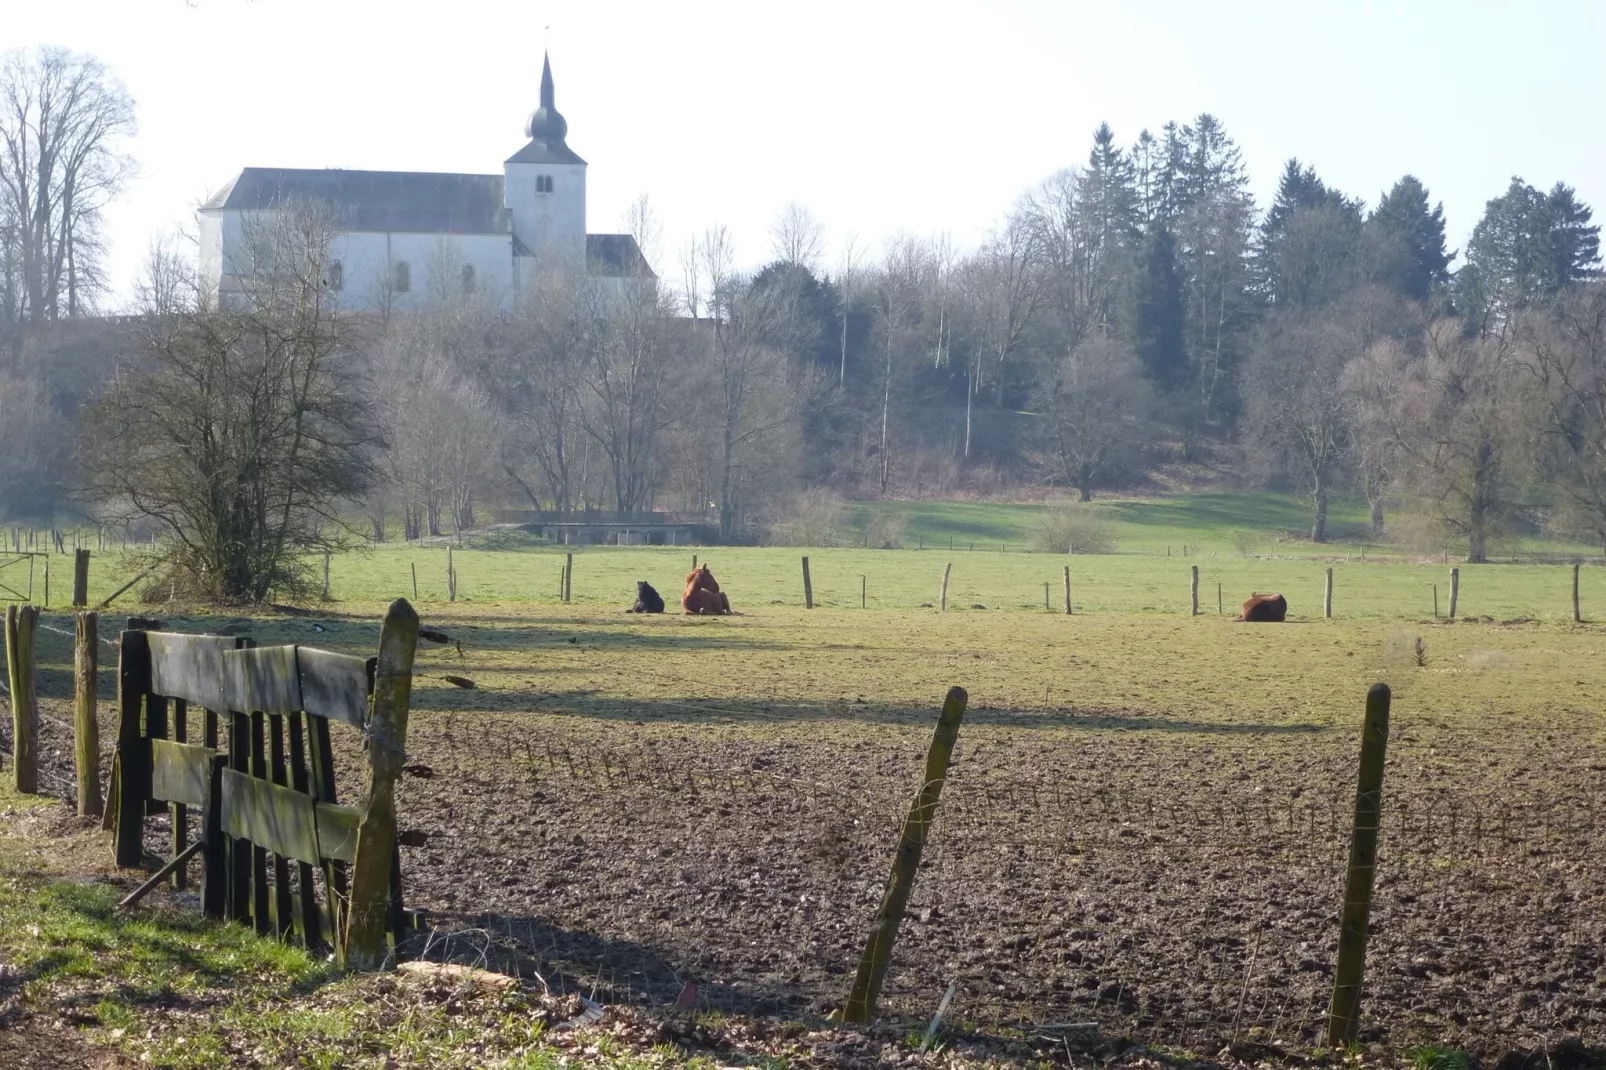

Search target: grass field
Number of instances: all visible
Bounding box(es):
[6,491,1606,1064]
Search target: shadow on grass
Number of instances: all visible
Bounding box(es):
[419,690,1332,736]
[410,907,824,1019]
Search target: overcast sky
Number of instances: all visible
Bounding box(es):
[11,0,1606,306]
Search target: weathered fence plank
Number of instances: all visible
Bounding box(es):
[150,739,213,807]
[6,604,40,794]
[297,648,371,728]
[221,768,322,867]
[114,631,152,866]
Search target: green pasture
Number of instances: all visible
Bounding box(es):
[317,543,1601,623]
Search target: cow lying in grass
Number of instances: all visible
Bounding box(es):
[1237,593,1288,622]
[627,581,665,614]
[682,565,732,615]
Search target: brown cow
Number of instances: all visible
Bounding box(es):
[1236,592,1288,622]
[682,565,732,615]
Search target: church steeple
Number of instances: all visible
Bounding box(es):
[524,52,569,142]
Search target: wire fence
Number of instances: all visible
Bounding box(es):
[338,700,1606,1058]
[5,610,1605,1057]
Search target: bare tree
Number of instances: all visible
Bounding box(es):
[1522,283,1606,552]
[1034,335,1150,501]
[697,226,806,540]
[0,47,135,323]
[80,203,377,600]
[1243,313,1356,541]
[833,232,864,385]
[959,217,1040,458]
[769,201,825,272]
[1375,319,1533,562]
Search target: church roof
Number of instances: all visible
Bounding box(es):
[199,167,512,234]
[507,52,586,166]
[586,234,654,278]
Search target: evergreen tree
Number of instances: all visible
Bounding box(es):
[1368,175,1452,302]
[1258,159,1364,309]
[1083,122,1139,250]
[1461,176,1603,329]
[1127,226,1187,393]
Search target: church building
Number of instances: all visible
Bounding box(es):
[197,53,651,308]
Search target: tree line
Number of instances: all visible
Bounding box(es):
[3,44,1606,600]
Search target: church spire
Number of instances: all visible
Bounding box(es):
[525,51,568,141]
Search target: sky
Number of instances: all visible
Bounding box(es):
[8,0,1606,307]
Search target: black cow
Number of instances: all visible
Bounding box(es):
[628,580,666,614]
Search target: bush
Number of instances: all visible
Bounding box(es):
[1033,507,1116,554]
[1231,529,1261,557]
[861,507,907,549]
[766,488,845,547]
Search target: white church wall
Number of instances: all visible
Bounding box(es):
[505,161,587,264]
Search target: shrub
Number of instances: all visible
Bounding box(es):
[1033,507,1116,554]
[862,507,907,549]
[767,488,845,547]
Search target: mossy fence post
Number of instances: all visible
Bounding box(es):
[1573,563,1582,622]
[1063,566,1073,615]
[5,604,39,793]
[1327,683,1392,1047]
[843,685,968,1024]
[939,563,951,613]
[344,598,420,970]
[1448,567,1460,621]
[74,611,102,817]
[1190,565,1199,615]
[563,552,573,603]
[1325,568,1334,619]
[447,547,457,603]
[802,556,814,609]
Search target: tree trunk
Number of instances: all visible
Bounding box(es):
[1311,482,1329,543]
[879,327,892,496]
[1369,498,1384,538]
[963,367,973,461]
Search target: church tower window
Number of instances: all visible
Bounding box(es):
[394,260,411,293]
[536,175,554,194]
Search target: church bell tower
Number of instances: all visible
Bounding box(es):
[504,52,588,267]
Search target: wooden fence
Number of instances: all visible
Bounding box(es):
[110,601,422,963]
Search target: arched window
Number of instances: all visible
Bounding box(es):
[461,263,476,294]
[393,260,411,293]
[536,174,554,195]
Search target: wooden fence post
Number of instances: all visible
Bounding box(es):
[1190,565,1199,616]
[1043,583,1049,611]
[802,556,814,610]
[42,558,48,608]
[564,552,573,603]
[447,547,456,603]
[1063,566,1073,615]
[1432,585,1438,618]
[322,552,331,601]
[939,563,951,613]
[1325,568,1334,619]
[843,686,968,1024]
[345,598,420,970]
[113,630,152,867]
[5,605,39,794]
[74,612,102,817]
[1574,563,1582,623]
[410,562,418,601]
[1327,683,1392,1047]
[72,548,90,608]
[861,575,867,609]
[1217,582,1223,616]
[1448,567,1460,621]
